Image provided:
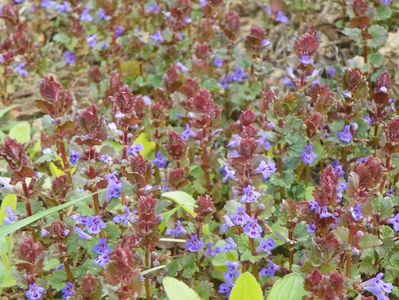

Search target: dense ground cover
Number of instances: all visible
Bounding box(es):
[0,0,398,299]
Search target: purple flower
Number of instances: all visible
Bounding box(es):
[94,253,109,267]
[100,155,112,163]
[301,144,317,165]
[112,207,130,225]
[13,63,28,77]
[69,150,80,166]
[261,39,271,48]
[332,160,345,177]
[185,234,204,252]
[87,34,97,48]
[379,0,392,6]
[61,282,74,300]
[276,11,289,23]
[243,219,262,239]
[229,150,240,158]
[220,237,237,252]
[55,2,70,13]
[240,185,261,203]
[218,283,233,296]
[176,62,188,73]
[153,151,168,168]
[145,3,160,14]
[300,55,313,65]
[227,134,241,148]
[388,213,399,232]
[4,206,16,225]
[13,0,25,4]
[326,67,336,77]
[362,273,393,300]
[308,224,316,234]
[64,51,76,65]
[166,220,186,238]
[25,283,45,300]
[221,164,236,182]
[224,262,240,285]
[213,56,223,68]
[319,207,334,219]
[384,188,394,197]
[80,8,93,22]
[97,8,109,21]
[181,124,195,141]
[105,173,122,202]
[205,243,217,257]
[85,215,106,235]
[232,67,248,82]
[309,200,320,213]
[231,207,250,226]
[350,204,363,222]
[337,125,353,144]
[260,260,279,277]
[151,31,164,45]
[93,238,112,255]
[114,26,124,38]
[257,133,273,151]
[255,159,276,182]
[41,228,50,238]
[127,144,143,157]
[256,238,275,254]
[41,0,54,9]
[74,227,92,240]
[220,215,234,234]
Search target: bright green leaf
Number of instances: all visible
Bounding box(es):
[163,277,201,300]
[230,272,263,300]
[161,191,197,217]
[49,162,65,178]
[9,121,31,144]
[267,273,306,300]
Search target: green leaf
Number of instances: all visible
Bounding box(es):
[375,5,391,20]
[267,273,306,300]
[162,277,201,300]
[0,190,104,239]
[368,53,383,68]
[159,206,179,232]
[0,105,18,119]
[359,233,382,249]
[53,33,70,45]
[43,258,61,271]
[368,25,388,48]
[9,121,30,143]
[0,194,17,225]
[230,272,263,300]
[161,191,197,217]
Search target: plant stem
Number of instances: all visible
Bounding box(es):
[21,181,33,217]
